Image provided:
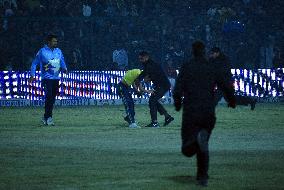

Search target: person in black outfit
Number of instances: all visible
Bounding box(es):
[138,51,174,128]
[209,47,257,110]
[173,41,236,187]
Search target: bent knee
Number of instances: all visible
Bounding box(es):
[182,143,198,157]
[197,129,209,153]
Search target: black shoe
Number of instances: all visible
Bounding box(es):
[164,116,174,126]
[124,116,131,124]
[145,122,160,128]
[197,179,208,187]
[196,175,208,187]
[250,99,257,111]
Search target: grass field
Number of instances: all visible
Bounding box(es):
[0,103,284,190]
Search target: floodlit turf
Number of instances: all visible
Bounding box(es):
[0,103,284,190]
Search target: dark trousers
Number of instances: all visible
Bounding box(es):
[181,113,216,179]
[215,90,254,106]
[235,95,254,106]
[42,79,59,119]
[149,87,168,121]
[117,82,135,123]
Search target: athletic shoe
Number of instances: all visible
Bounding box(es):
[46,117,55,126]
[164,116,174,126]
[145,122,160,128]
[41,117,47,125]
[129,123,140,128]
[250,99,257,111]
[124,116,131,124]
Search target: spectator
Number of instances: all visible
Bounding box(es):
[0,0,283,71]
[70,44,82,69]
[2,0,14,31]
[112,45,128,70]
[130,4,138,16]
[273,46,284,68]
[164,58,177,99]
[82,3,91,17]
[0,0,17,9]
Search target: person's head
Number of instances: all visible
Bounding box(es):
[4,1,10,9]
[209,47,221,59]
[192,41,205,57]
[46,34,58,49]
[138,51,150,63]
[166,58,174,67]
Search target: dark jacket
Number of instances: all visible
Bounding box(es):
[173,56,235,118]
[141,59,170,90]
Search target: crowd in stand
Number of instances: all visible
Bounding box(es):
[0,0,283,71]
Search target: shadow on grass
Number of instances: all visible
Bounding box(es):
[167,175,196,185]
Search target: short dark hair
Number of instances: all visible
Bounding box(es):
[139,51,149,57]
[46,34,58,42]
[192,41,205,57]
[210,47,221,53]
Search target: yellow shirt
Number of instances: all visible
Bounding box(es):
[123,69,142,86]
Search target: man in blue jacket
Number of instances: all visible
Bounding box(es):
[29,34,68,126]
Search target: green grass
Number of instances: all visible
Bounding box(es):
[0,103,284,190]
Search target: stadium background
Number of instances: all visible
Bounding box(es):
[0,0,284,105]
[0,0,283,71]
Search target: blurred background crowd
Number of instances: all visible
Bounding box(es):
[0,0,283,71]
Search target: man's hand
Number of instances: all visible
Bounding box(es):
[28,76,35,83]
[62,68,68,75]
[142,89,154,94]
[228,99,236,109]
[136,91,143,97]
[174,99,182,111]
[144,75,151,83]
[146,89,155,95]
